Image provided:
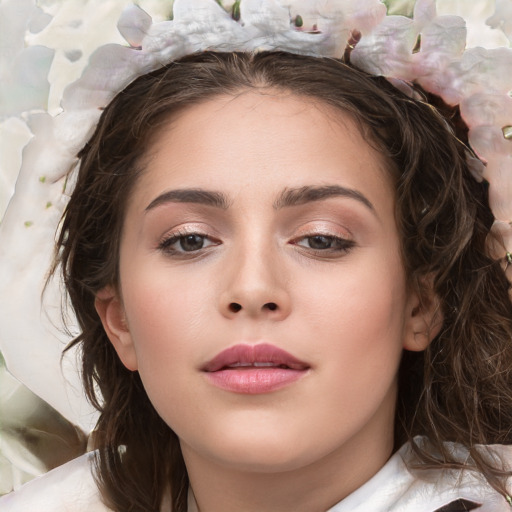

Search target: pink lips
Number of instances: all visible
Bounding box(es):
[202,343,309,394]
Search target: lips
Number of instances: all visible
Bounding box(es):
[202,343,310,394]
[202,343,309,372]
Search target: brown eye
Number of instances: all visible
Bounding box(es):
[307,235,334,250]
[159,232,218,254]
[294,234,355,254]
[179,234,206,251]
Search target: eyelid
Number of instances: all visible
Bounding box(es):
[291,233,354,246]
[158,226,202,244]
[160,232,215,247]
[291,221,353,239]
[157,222,218,243]
[157,224,221,255]
[289,223,356,255]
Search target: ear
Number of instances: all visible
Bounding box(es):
[95,286,138,371]
[403,276,443,352]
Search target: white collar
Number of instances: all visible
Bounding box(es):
[2,441,509,511]
[186,442,511,512]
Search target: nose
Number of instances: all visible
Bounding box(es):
[219,242,291,321]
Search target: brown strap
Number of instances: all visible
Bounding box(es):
[433,499,482,512]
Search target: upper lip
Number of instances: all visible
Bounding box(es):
[202,343,310,372]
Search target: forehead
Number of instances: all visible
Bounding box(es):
[130,90,394,212]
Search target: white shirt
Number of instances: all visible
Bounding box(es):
[1,442,510,511]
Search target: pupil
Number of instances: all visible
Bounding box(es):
[309,236,331,249]
[180,234,204,251]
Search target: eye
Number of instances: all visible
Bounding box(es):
[159,232,219,254]
[294,234,355,253]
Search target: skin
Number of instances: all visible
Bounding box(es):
[96,90,438,512]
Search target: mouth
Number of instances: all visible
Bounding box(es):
[202,343,310,394]
[221,362,299,369]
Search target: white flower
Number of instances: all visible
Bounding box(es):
[461,92,512,129]
[0,353,87,495]
[0,0,53,117]
[487,0,512,44]
[437,0,510,48]
[351,15,418,79]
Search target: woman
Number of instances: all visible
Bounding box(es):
[1,1,512,510]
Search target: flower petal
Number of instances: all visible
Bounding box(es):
[469,125,512,162]
[486,0,512,44]
[460,92,512,128]
[487,220,512,293]
[483,156,512,222]
[117,4,152,48]
[351,15,417,79]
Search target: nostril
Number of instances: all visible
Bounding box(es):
[264,302,278,311]
[229,303,242,313]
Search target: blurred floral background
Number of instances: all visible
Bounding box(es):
[0,0,510,496]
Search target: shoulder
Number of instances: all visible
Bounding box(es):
[328,441,512,512]
[401,442,512,512]
[0,452,111,512]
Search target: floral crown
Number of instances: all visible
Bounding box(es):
[0,0,511,431]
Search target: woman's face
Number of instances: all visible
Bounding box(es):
[97,91,427,478]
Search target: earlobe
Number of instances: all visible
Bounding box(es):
[403,280,443,352]
[95,286,138,371]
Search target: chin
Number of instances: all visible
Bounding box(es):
[212,443,315,474]
[184,421,328,474]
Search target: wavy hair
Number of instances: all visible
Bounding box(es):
[53,51,512,511]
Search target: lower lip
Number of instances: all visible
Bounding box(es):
[204,368,307,394]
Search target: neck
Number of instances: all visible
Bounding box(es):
[181,408,396,512]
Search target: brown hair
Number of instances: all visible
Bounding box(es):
[54,51,512,511]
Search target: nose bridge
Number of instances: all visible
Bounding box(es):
[220,228,290,319]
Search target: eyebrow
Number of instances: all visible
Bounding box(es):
[273,185,375,212]
[145,188,230,211]
[145,184,375,213]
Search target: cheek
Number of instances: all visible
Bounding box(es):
[120,265,212,389]
[295,251,407,394]
[296,252,407,344]
[122,296,203,429]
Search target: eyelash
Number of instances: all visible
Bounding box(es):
[292,234,355,255]
[158,230,219,255]
[158,230,355,257]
